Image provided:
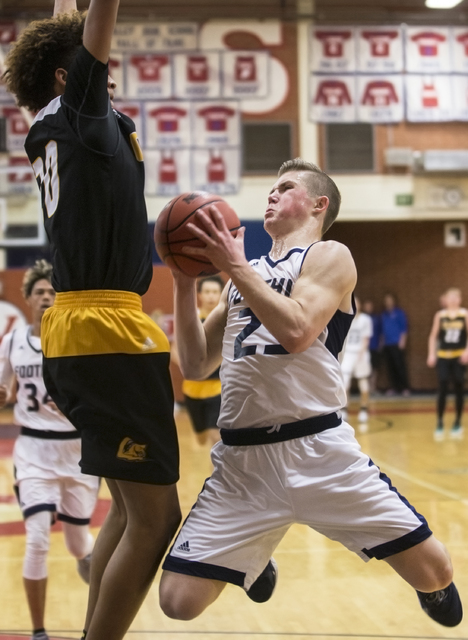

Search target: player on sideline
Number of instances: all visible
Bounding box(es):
[427,288,468,440]
[340,296,373,426]
[179,276,224,447]
[0,261,99,640]
[3,0,181,638]
[159,159,462,628]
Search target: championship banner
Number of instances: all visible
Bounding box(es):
[222,51,269,99]
[1,105,30,151]
[193,101,240,148]
[310,26,356,73]
[113,101,144,143]
[452,75,468,120]
[144,149,192,196]
[111,22,198,53]
[173,52,221,99]
[357,75,404,122]
[452,28,468,72]
[405,27,451,73]
[2,154,34,195]
[109,55,125,97]
[357,26,403,72]
[309,75,356,122]
[192,148,240,195]
[405,75,453,122]
[144,100,191,149]
[126,53,172,99]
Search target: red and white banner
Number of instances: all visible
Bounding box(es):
[452,75,468,120]
[309,75,356,122]
[1,105,30,151]
[310,27,356,73]
[144,149,192,196]
[452,28,468,72]
[405,75,453,122]
[222,51,269,99]
[192,148,240,195]
[111,23,198,53]
[114,101,143,141]
[193,101,240,147]
[144,101,191,148]
[357,26,403,72]
[405,27,451,73]
[174,52,221,99]
[0,21,16,45]
[126,54,172,99]
[357,75,404,122]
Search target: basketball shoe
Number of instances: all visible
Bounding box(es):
[246,559,278,603]
[77,553,92,584]
[417,583,463,627]
[32,630,49,640]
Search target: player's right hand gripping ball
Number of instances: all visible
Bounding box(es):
[154,191,241,277]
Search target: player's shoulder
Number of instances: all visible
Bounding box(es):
[307,239,354,263]
[303,240,356,282]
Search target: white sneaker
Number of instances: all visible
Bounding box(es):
[434,426,444,441]
[358,409,368,423]
[449,425,464,439]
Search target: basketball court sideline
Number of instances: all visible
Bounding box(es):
[0,396,466,640]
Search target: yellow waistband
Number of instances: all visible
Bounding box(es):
[437,349,464,359]
[54,290,142,311]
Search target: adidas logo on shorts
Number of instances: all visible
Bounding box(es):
[142,337,156,351]
[177,540,191,552]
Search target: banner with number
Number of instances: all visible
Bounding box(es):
[405,27,451,73]
[126,54,172,99]
[192,148,240,195]
[222,51,269,99]
[144,101,191,149]
[310,75,356,122]
[357,75,404,122]
[405,75,453,122]
[356,26,403,72]
[310,27,356,73]
[193,101,240,147]
[174,52,221,99]
[144,149,192,197]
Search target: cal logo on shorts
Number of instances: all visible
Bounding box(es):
[117,437,148,462]
[129,132,144,162]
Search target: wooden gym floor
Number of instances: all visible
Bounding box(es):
[0,395,467,640]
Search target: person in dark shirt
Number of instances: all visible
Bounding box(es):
[381,293,410,396]
[3,1,181,639]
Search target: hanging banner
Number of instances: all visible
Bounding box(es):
[357,26,403,72]
[144,149,192,196]
[310,27,356,73]
[405,75,453,122]
[357,75,404,122]
[452,28,468,72]
[193,101,240,147]
[126,54,172,99]
[173,52,221,99]
[1,105,30,151]
[452,75,468,120]
[405,27,451,73]
[111,23,198,53]
[192,148,240,195]
[144,101,191,148]
[222,51,269,99]
[309,75,356,122]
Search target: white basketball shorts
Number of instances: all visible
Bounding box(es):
[163,422,431,591]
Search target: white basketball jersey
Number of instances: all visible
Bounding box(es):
[0,326,75,432]
[219,247,353,430]
[343,312,373,355]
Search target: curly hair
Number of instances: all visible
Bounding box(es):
[22,259,53,299]
[3,11,85,112]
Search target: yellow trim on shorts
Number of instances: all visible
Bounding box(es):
[42,290,170,358]
[437,349,464,359]
[182,379,222,399]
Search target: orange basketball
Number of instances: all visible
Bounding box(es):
[154,191,241,277]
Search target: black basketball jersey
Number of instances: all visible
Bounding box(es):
[25,46,152,295]
[437,312,468,357]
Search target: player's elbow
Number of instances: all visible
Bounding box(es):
[280,330,314,354]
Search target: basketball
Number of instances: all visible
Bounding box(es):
[154,191,241,277]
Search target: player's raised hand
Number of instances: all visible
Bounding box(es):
[0,385,9,408]
[184,205,247,275]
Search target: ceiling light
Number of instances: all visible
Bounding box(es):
[425,0,463,8]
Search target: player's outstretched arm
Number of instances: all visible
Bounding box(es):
[83,0,120,64]
[173,273,227,380]
[53,0,77,17]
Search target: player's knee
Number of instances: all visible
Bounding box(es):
[358,378,369,393]
[23,512,51,580]
[64,526,94,558]
[159,573,206,621]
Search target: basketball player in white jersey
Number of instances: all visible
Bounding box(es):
[159,158,461,628]
[0,261,99,640]
[341,297,373,426]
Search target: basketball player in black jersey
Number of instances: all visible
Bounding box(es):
[3,0,181,639]
[428,288,468,440]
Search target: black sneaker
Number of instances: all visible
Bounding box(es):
[417,583,463,627]
[246,559,278,603]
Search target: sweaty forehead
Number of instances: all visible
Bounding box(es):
[271,171,308,191]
